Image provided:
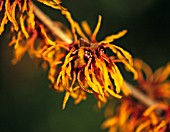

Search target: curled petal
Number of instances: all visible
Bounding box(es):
[77,71,93,93]
[121,59,138,80]
[108,44,138,79]
[101,29,127,43]
[110,63,123,93]
[108,44,133,65]
[40,25,56,45]
[5,0,18,31]
[28,1,35,29]
[136,120,151,132]
[106,88,122,99]
[20,15,29,38]
[84,58,100,93]
[134,58,153,80]
[143,103,168,116]
[153,63,170,83]
[154,120,167,132]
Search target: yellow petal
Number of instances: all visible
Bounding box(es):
[109,63,124,94]
[5,0,18,31]
[48,61,63,83]
[102,29,127,43]
[81,21,92,36]
[154,120,167,132]
[121,59,138,80]
[121,81,132,96]
[65,62,72,80]
[153,63,170,83]
[84,58,99,93]
[28,1,35,29]
[0,12,8,34]
[150,112,158,125]
[91,15,102,42]
[101,117,118,129]
[143,103,168,116]
[136,120,151,132]
[56,49,74,86]
[106,87,122,99]
[119,100,130,126]
[62,91,70,110]
[133,58,153,79]
[39,24,56,45]
[77,71,93,93]
[22,0,28,12]
[110,44,133,65]
[11,0,17,24]
[20,15,29,38]
[91,72,104,97]
[108,44,138,79]
[71,71,76,87]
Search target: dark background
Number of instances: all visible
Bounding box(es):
[0,0,170,132]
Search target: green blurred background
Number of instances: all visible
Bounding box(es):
[0,0,170,132]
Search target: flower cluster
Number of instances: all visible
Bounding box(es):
[0,0,34,35]
[134,59,170,100]
[102,59,170,132]
[0,0,35,64]
[38,1,138,109]
[0,0,138,109]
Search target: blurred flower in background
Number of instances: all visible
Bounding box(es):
[102,59,170,132]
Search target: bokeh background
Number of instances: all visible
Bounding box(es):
[0,0,170,132]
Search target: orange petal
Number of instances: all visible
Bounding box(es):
[91,15,102,42]
[20,15,29,38]
[136,120,151,132]
[0,12,8,34]
[153,63,170,83]
[101,117,118,129]
[102,29,127,43]
[62,91,70,110]
[5,0,18,31]
[81,21,92,36]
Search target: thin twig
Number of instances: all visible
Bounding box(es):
[32,3,158,106]
[32,4,72,44]
[125,81,157,106]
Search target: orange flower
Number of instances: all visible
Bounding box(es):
[136,103,170,132]
[102,97,170,132]
[102,59,170,132]
[0,0,38,64]
[134,59,170,100]
[102,98,145,132]
[0,0,35,36]
[1,0,137,109]
[38,2,138,109]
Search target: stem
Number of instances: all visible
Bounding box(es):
[32,3,158,107]
[125,81,157,106]
[32,4,72,44]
